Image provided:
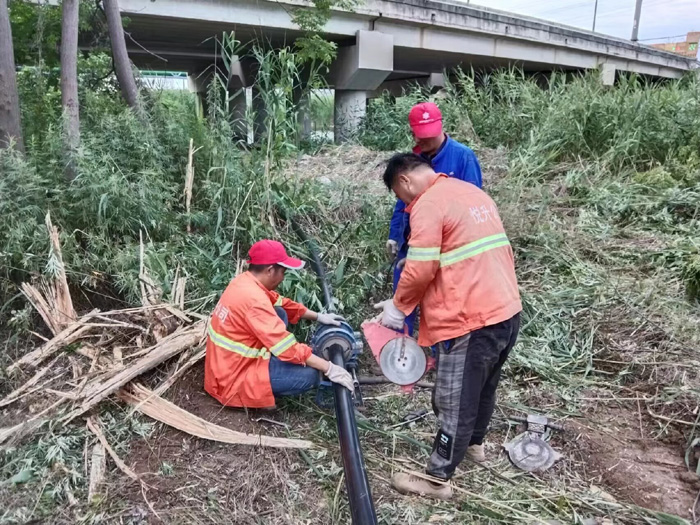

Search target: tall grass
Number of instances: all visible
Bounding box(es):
[0,44,387,333]
[361,69,700,170]
[359,69,700,302]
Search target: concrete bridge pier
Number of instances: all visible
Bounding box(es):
[334,90,368,143]
[330,30,394,143]
[228,56,255,142]
[188,71,211,118]
[599,63,617,86]
[293,88,313,141]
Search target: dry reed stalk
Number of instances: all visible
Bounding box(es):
[86,417,140,482]
[87,442,106,500]
[139,231,161,307]
[0,355,62,407]
[171,270,187,311]
[62,321,206,423]
[184,138,201,234]
[6,312,97,373]
[120,383,314,449]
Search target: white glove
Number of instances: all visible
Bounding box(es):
[316,313,343,326]
[396,258,406,270]
[386,239,398,259]
[326,362,355,391]
[373,299,406,330]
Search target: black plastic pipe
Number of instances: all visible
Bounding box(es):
[328,344,378,525]
[278,203,334,311]
[278,202,377,524]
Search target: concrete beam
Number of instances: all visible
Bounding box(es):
[367,0,693,74]
[369,72,445,98]
[330,30,394,90]
[117,0,695,80]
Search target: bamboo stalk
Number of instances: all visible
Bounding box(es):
[120,383,313,450]
[87,417,140,482]
[7,313,97,373]
[62,321,206,424]
[45,211,76,328]
[87,442,106,500]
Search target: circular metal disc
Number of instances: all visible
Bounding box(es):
[505,433,561,472]
[379,337,426,385]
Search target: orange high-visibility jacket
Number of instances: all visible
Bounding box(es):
[395,174,522,347]
[204,271,312,408]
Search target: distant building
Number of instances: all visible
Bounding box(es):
[651,32,699,59]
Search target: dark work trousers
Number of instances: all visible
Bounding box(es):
[426,313,520,480]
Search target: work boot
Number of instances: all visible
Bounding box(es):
[391,473,453,500]
[467,444,486,463]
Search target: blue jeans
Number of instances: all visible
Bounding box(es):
[269,307,320,397]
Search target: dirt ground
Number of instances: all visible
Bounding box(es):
[574,405,699,520]
[107,146,699,523]
[105,360,700,523]
[111,364,333,524]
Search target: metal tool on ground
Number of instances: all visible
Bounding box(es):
[385,408,430,429]
[504,414,563,472]
[361,321,426,386]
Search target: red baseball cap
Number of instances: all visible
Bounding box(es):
[248,240,305,270]
[408,102,443,139]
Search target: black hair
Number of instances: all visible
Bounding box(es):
[382,153,432,190]
[248,263,284,273]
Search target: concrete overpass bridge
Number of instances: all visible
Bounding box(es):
[116,0,697,139]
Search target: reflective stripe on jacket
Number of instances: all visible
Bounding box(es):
[394,175,522,347]
[204,271,311,408]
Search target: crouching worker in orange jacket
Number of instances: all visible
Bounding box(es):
[204,240,355,409]
[375,154,522,500]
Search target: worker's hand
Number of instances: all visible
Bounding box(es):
[396,258,406,270]
[326,362,355,391]
[386,239,398,260]
[373,299,406,330]
[316,313,344,326]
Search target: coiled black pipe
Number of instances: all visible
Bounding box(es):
[278,203,377,524]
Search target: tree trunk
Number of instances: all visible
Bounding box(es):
[60,0,80,180]
[102,0,141,112]
[0,0,24,153]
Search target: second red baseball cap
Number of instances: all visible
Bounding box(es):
[248,240,305,270]
[408,102,443,139]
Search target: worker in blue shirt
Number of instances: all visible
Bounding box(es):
[386,102,483,336]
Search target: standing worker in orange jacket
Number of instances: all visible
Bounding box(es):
[204,240,355,409]
[375,154,522,500]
